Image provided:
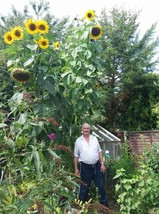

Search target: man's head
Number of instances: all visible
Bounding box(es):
[81,123,91,136]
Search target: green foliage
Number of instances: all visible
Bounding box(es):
[73,198,93,213]
[0,92,77,212]
[0,54,14,107]
[59,18,104,144]
[72,198,112,213]
[152,102,159,129]
[109,141,136,179]
[115,73,159,130]
[0,168,77,213]
[114,143,159,214]
[106,141,136,206]
[111,141,159,214]
[141,143,159,173]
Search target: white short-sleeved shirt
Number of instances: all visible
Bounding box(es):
[74,134,102,164]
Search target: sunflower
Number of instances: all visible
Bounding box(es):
[38,37,49,49]
[25,19,38,35]
[11,68,30,83]
[37,20,49,34]
[90,25,103,40]
[3,31,14,45]
[11,26,24,40]
[84,10,95,21]
[53,41,60,49]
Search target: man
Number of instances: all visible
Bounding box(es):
[74,123,109,207]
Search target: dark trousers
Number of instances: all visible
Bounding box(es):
[79,161,108,206]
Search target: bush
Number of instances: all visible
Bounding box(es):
[106,141,136,192]
[141,143,159,173]
[113,143,159,214]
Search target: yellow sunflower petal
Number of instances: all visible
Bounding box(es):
[3,31,14,45]
[53,41,60,49]
[90,25,103,40]
[11,26,24,40]
[38,37,49,49]
[84,10,95,21]
[25,19,38,35]
[37,20,49,34]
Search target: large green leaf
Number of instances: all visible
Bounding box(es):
[4,137,15,148]
[33,150,41,174]
[84,50,92,59]
[47,148,61,160]
[0,123,7,128]
[17,113,28,125]
[23,56,35,67]
[38,75,56,95]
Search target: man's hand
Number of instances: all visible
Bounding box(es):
[101,163,106,173]
[75,169,80,177]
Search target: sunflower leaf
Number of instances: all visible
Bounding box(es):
[4,137,15,148]
[23,56,35,67]
[0,123,8,128]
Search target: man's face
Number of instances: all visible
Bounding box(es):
[82,125,90,135]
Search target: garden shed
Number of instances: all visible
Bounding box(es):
[92,125,122,161]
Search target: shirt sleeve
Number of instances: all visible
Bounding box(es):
[94,135,102,152]
[74,140,79,158]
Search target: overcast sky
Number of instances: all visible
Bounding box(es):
[1,0,159,37]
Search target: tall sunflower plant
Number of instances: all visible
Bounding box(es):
[59,9,104,134]
[62,9,104,85]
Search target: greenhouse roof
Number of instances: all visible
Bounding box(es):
[92,124,121,143]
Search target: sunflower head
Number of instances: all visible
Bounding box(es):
[53,41,60,49]
[3,32,14,45]
[84,10,95,21]
[25,19,38,35]
[37,20,49,34]
[38,37,49,49]
[11,68,30,83]
[90,25,103,40]
[11,26,24,40]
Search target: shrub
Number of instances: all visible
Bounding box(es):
[114,144,159,214]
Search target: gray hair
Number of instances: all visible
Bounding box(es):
[81,123,91,128]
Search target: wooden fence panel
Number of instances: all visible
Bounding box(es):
[115,130,159,155]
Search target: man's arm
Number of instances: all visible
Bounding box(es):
[74,156,80,176]
[99,151,104,164]
[99,151,106,173]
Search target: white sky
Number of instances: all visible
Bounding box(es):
[0,0,159,37]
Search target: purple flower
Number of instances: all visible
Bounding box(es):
[48,133,55,140]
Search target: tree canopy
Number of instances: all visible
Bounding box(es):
[98,8,159,131]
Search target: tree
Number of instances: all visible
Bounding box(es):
[98,8,159,131]
[115,72,159,130]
